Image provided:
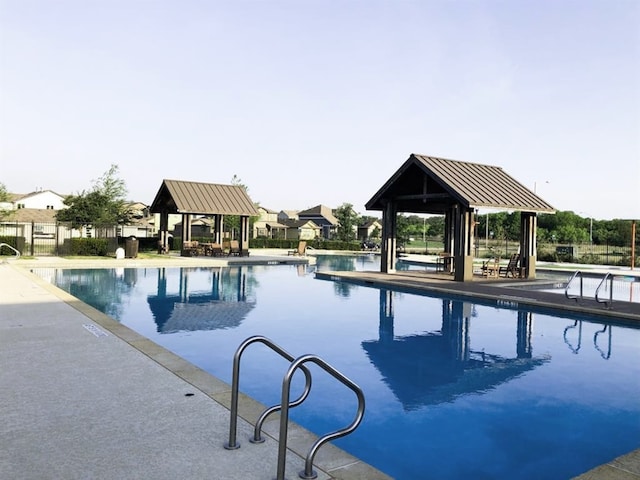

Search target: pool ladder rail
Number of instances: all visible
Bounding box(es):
[224,335,366,480]
[565,270,615,308]
[0,243,20,261]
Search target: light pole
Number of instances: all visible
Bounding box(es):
[534,180,549,194]
[485,212,489,250]
[579,211,593,244]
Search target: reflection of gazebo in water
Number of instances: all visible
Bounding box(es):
[147,267,256,333]
[362,291,549,410]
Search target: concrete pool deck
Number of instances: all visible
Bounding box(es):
[1,251,639,479]
[0,258,390,480]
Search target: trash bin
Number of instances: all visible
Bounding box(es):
[125,236,139,258]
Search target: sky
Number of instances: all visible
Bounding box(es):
[1,0,639,220]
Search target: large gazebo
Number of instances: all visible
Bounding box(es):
[150,179,259,256]
[365,154,555,281]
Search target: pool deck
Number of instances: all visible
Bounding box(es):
[1,251,639,479]
[0,255,390,480]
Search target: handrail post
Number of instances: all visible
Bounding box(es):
[595,273,614,308]
[0,242,21,259]
[565,270,583,301]
[277,354,365,480]
[225,336,312,450]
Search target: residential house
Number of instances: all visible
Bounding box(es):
[9,189,66,211]
[358,219,382,242]
[297,205,338,239]
[172,216,214,238]
[253,207,288,239]
[282,219,321,240]
[278,210,299,223]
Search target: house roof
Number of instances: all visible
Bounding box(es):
[150,180,259,216]
[298,204,339,225]
[6,208,58,223]
[366,154,555,214]
[360,219,381,228]
[11,190,66,201]
[283,219,320,229]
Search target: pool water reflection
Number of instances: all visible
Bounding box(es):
[36,256,640,480]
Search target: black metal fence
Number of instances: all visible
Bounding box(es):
[0,221,76,256]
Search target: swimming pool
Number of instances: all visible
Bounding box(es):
[35,256,640,479]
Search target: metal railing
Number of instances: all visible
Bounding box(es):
[595,272,614,308]
[565,270,617,308]
[565,270,584,301]
[0,242,21,260]
[225,335,365,480]
[225,335,312,450]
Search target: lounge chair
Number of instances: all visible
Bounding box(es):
[499,253,521,278]
[182,240,201,257]
[481,257,500,277]
[228,240,241,256]
[205,242,224,257]
[288,241,307,256]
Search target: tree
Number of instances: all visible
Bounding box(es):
[0,182,14,221]
[223,175,259,238]
[334,203,358,241]
[56,165,132,230]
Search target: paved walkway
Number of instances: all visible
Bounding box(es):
[0,261,389,480]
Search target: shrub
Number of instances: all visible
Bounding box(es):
[69,238,110,256]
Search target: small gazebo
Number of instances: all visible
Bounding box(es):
[150,179,259,256]
[365,154,555,281]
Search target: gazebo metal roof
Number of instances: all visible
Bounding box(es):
[150,179,259,216]
[366,154,555,214]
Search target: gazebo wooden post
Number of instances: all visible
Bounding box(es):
[381,201,397,273]
[214,214,223,244]
[520,212,537,279]
[181,214,192,256]
[453,207,475,282]
[158,211,169,253]
[239,216,250,256]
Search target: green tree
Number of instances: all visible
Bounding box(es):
[56,165,132,230]
[0,182,14,220]
[334,203,358,241]
[222,175,259,238]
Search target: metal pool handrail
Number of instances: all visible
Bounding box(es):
[565,270,584,301]
[224,335,312,450]
[277,354,365,480]
[0,243,20,260]
[595,272,614,308]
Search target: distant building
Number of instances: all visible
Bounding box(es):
[358,219,382,241]
[282,219,321,240]
[8,189,66,211]
[253,207,288,239]
[297,205,338,239]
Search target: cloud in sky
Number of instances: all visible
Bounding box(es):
[1,0,638,220]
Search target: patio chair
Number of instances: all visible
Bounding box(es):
[481,257,500,278]
[288,241,307,256]
[499,253,521,278]
[228,240,241,256]
[182,240,200,257]
[206,242,224,257]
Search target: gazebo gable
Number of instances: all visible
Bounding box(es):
[366,154,555,215]
[150,179,259,216]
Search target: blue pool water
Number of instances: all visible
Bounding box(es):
[35,255,640,479]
